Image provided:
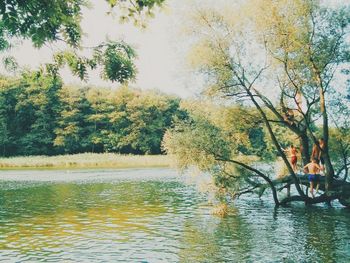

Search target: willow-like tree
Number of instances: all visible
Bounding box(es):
[163,0,350,207]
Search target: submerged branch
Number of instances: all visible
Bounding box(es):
[215,156,280,205]
[232,185,260,198]
[279,194,339,206]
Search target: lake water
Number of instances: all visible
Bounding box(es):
[0,168,349,262]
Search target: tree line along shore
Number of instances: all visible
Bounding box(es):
[0,73,185,157]
[0,72,348,173]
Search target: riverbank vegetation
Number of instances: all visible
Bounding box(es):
[0,153,171,169]
[163,0,350,207]
[0,74,184,156]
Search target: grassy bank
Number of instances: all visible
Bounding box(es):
[0,153,171,169]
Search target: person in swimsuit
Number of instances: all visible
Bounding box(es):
[303,158,322,198]
[311,142,320,163]
[311,138,325,174]
[318,138,325,173]
[284,144,298,172]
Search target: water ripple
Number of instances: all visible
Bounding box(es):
[0,168,349,262]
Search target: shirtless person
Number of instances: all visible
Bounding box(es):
[304,158,322,198]
[284,145,298,172]
[311,138,326,176]
[318,138,325,173]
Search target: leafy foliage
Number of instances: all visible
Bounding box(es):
[0,0,165,50]
[105,86,183,154]
[0,73,182,156]
[0,0,165,82]
[46,41,137,83]
[0,72,61,155]
[167,0,350,204]
[163,100,269,194]
[0,0,85,49]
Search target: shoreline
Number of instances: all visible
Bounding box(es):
[0,153,172,170]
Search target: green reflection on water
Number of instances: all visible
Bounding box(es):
[0,170,349,262]
[287,206,350,263]
[0,183,171,252]
[179,209,254,262]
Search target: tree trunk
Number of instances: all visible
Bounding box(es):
[246,89,306,197]
[319,87,335,191]
[299,129,310,166]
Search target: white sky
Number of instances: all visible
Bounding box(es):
[0,0,347,98]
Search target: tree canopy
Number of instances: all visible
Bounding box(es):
[0,0,165,82]
[0,73,182,156]
[163,0,350,207]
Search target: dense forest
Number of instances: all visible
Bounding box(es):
[0,72,184,156]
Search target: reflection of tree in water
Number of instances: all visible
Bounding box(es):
[1,179,349,261]
[284,206,350,262]
[0,181,189,219]
[304,207,350,262]
[178,220,222,262]
[213,215,254,262]
[305,210,336,262]
[0,181,180,253]
[178,208,253,262]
